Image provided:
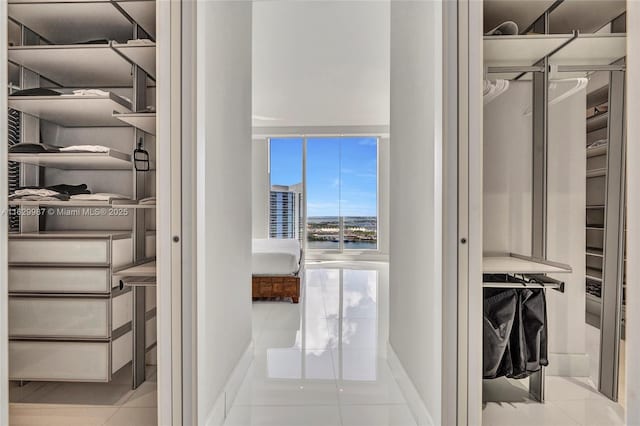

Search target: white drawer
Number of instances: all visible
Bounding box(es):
[9,332,132,382]
[9,267,111,294]
[9,297,110,338]
[9,237,133,266]
[9,239,109,264]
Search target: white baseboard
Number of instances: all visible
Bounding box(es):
[386,343,434,426]
[204,342,254,426]
[546,352,590,377]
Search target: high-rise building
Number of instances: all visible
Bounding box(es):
[269,183,303,240]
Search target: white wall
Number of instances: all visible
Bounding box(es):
[252,138,269,239]
[483,81,588,373]
[252,0,390,128]
[389,1,442,425]
[196,2,253,425]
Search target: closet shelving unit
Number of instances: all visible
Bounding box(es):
[113,112,157,135]
[6,0,157,390]
[483,7,626,401]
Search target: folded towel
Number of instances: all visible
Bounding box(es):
[59,145,111,153]
[14,188,62,197]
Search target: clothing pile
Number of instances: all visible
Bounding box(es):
[9,184,90,202]
[483,275,549,379]
[9,184,131,203]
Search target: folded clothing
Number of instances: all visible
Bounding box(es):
[139,197,156,205]
[11,88,61,97]
[59,145,111,153]
[19,184,90,196]
[9,143,62,153]
[71,193,130,202]
[66,89,110,97]
[10,194,70,202]
[14,188,61,197]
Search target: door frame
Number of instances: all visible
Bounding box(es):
[452,1,487,425]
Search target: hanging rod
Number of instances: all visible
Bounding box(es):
[483,273,565,292]
[557,64,626,73]
[487,65,545,74]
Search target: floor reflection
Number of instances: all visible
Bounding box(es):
[228,262,416,426]
[263,267,379,382]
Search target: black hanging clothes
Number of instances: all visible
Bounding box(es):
[483,282,549,380]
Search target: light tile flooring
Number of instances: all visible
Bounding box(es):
[6,261,628,426]
[483,341,626,426]
[8,364,157,425]
[224,262,418,426]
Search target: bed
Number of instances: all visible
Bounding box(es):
[252,238,303,303]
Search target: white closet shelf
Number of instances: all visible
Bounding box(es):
[587,168,606,178]
[483,0,556,34]
[112,42,156,80]
[113,112,156,135]
[484,34,573,68]
[549,0,626,34]
[113,260,156,277]
[8,94,132,127]
[586,113,608,133]
[550,33,626,68]
[8,151,132,170]
[482,253,572,274]
[8,200,155,209]
[587,145,607,157]
[117,0,156,39]
[9,44,137,88]
[8,2,133,44]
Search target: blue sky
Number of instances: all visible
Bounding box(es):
[270,137,377,217]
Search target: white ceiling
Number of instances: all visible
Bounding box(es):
[252,0,390,128]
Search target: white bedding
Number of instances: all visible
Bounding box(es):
[252,238,302,275]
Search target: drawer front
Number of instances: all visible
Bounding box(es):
[112,238,133,269]
[9,267,110,293]
[112,291,133,331]
[9,340,110,382]
[9,297,110,338]
[112,331,133,374]
[9,239,110,264]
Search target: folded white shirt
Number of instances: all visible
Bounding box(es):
[14,188,61,197]
[70,89,110,97]
[59,145,111,153]
[71,193,130,202]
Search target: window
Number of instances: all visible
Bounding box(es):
[269,138,303,240]
[269,136,379,251]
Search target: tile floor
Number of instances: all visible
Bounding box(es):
[224,262,418,426]
[6,261,628,426]
[8,364,157,425]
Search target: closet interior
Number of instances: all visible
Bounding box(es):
[6,0,158,410]
[482,0,626,406]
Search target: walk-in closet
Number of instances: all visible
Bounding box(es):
[480,1,627,423]
[5,1,159,423]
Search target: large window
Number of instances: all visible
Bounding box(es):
[269,136,378,251]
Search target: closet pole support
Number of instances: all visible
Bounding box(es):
[598,67,626,401]
[131,20,149,390]
[528,9,551,403]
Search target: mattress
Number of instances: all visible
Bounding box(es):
[252,238,301,275]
